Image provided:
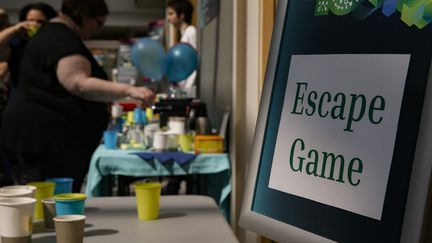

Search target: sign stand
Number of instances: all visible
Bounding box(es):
[239,0,432,242]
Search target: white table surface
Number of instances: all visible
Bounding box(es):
[31,195,239,243]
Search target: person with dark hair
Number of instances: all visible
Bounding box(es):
[0,2,58,92]
[166,0,197,98]
[167,0,194,26]
[0,3,58,186]
[18,2,58,22]
[0,0,155,192]
[164,0,197,194]
[0,9,12,187]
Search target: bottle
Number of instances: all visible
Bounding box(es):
[131,123,145,145]
[130,108,146,145]
[123,120,133,144]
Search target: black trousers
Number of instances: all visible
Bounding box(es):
[14,146,96,192]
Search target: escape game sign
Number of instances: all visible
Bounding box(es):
[268,54,410,220]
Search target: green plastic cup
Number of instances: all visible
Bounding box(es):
[134,182,161,220]
[27,182,55,220]
[178,134,193,152]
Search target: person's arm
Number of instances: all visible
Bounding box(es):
[0,25,16,62]
[57,54,155,103]
[182,26,197,49]
[0,21,39,62]
[0,21,38,50]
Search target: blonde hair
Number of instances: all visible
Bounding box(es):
[0,9,10,30]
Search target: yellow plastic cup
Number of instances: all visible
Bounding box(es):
[178,134,193,152]
[27,25,40,37]
[27,182,55,220]
[134,182,161,220]
[127,111,134,124]
[146,107,154,121]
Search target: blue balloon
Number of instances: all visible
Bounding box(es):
[131,38,165,81]
[164,43,198,83]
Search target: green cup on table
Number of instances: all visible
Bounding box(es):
[134,182,161,220]
[178,134,193,152]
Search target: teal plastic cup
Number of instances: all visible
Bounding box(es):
[54,193,86,216]
[46,178,74,195]
[103,130,117,149]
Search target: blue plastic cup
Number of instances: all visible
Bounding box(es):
[133,108,147,125]
[46,178,74,195]
[54,193,86,216]
[103,130,117,149]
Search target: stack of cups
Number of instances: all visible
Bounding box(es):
[0,185,36,198]
[0,197,36,243]
[0,185,36,242]
[0,188,34,198]
[134,182,161,220]
[0,184,87,242]
[38,177,74,230]
[53,193,87,242]
[0,186,36,242]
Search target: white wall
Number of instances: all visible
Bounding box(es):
[232,0,261,242]
[199,1,261,243]
[198,0,232,132]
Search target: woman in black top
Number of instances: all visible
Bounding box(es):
[0,3,57,186]
[0,0,155,192]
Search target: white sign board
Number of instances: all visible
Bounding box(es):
[268,54,410,220]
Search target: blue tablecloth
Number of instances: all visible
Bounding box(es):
[85,146,231,210]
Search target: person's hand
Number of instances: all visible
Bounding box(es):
[127,86,155,105]
[14,21,40,37]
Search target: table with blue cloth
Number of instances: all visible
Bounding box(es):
[85,145,231,217]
